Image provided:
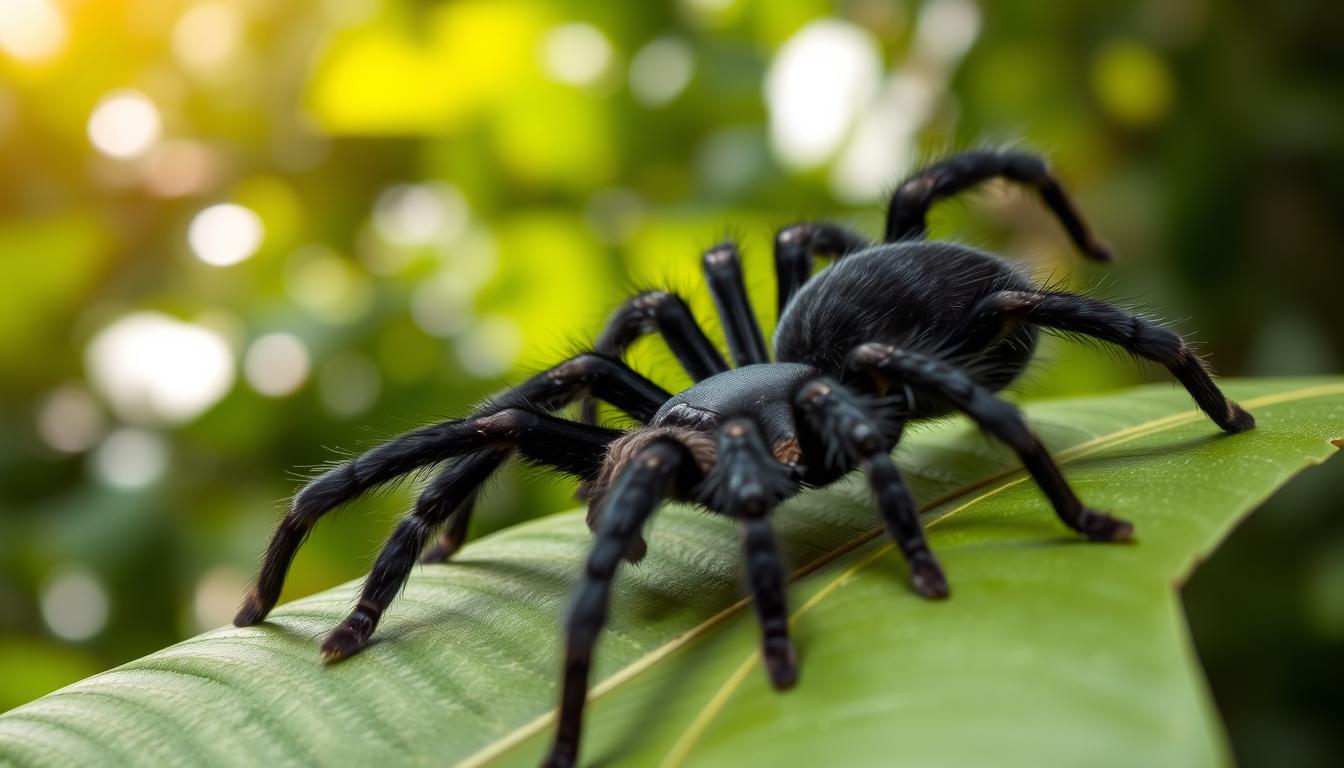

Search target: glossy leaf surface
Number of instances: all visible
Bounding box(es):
[2,379,1341,767]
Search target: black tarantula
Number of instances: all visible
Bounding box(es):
[234,149,1255,767]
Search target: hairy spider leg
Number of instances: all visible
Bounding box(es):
[546,438,700,768]
[700,417,800,688]
[884,149,1114,262]
[580,290,728,424]
[416,487,481,564]
[321,409,625,662]
[703,242,770,366]
[961,290,1256,434]
[792,378,949,599]
[234,353,668,627]
[772,222,871,319]
[848,343,1134,542]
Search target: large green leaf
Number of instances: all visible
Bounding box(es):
[2,379,1341,767]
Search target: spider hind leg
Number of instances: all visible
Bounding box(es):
[885,148,1113,262]
[963,290,1255,434]
[848,344,1134,543]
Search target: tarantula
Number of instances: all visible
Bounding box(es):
[234,150,1254,767]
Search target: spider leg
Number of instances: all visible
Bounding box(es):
[580,290,728,424]
[699,417,800,687]
[963,290,1255,433]
[321,409,622,662]
[234,353,663,626]
[848,344,1135,542]
[773,222,871,318]
[592,290,728,380]
[793,378,949,599]
[546,437,699,768]
[703,242,770,366]
[884,149,1113,262]
[417,487,481,564]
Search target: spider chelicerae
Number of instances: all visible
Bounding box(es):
[233,149,1255,767]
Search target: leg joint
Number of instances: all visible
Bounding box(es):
[470,408,536,441]
[702,242,740,270]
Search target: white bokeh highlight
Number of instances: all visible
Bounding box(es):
[244,332,311,397]
[765,20,881,170]
[86,311,236,424]
[91,428,169,489]
[629,38,694,107]
[87,90,161,160]
[372,183,469,248]
[542,23,613,86]
[0,0,67,64]
[41,566,110,642]
[172,3,243,73]
[189,203,265,266]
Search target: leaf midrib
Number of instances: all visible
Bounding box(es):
[459,382,1344,767]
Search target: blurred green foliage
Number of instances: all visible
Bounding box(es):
[1,0,1340,764]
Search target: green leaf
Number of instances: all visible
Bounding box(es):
[3,379,1341,767]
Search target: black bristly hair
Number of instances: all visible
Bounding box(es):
[233,148,1254,768]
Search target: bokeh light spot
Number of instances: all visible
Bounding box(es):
[542,23,613,86]
[914,0,982,62]
[244,332,311,397]
[91,428,169,490]
[0,0,67,64]
[87,90,161,159]
[172,3,243,74]
[372,183,470,248]
[36,384,106,454]
[629,38,694,107]
[1091,41,1175,127]
[86,312,236,425]
[765,20,882,170]
[192,566,248,631]
[40,566,109,642]
[144,139,220,198]
[189,203,265,266]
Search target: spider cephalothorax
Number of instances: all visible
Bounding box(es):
[233,150,1254,768]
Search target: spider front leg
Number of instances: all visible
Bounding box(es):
[962,290,1255,434]
[773,222,870,318]
[849,344,1134,542]
[698,418,800,687]
[592,290,727,380]
[323,409,622,662]
[546,438,699,768]
[581,290,727,424]
[235,353,666,627]
[885,149,1113,261]
[702,242,770,366]
[794,378,949,598]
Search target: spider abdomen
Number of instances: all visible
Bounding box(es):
[774,241,1039,401]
